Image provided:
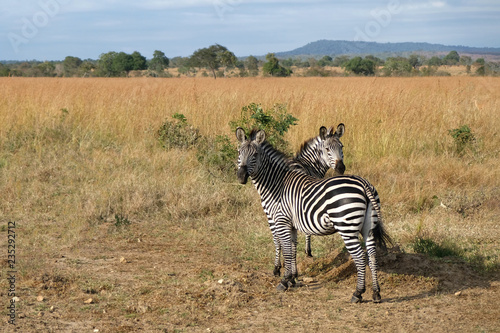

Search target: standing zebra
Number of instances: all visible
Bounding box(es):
[293,124,346,259]
[236,127,391,303]
[270,124,346,278]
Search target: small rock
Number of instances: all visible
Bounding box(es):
[218,279,225,284]
[302,277,315,283]
[454,291,462,296]
[120,257,127,263]
[36,295,44,302]
[12,297,20,302]
[49,306,55,313]
[84,298,94,304]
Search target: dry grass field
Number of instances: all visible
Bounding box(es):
[0,77,499,332]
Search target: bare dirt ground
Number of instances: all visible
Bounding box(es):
[4,218,499,333]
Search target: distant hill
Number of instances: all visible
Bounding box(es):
[275,40,500,58]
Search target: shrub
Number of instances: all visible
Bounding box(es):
[196,134,238,180]
[229,102,298,154]
[448,125,476,156]
[157,113,201,150]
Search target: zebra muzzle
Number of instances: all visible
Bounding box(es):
[237,166,249,184]
[335,160,346,175]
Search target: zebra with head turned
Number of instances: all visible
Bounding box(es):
[293,124,345,258]
[270,124,346,278]
[236,127,392,303]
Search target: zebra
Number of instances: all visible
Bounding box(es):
[236,127,392,303]
[270,124,346,278]
[256,125,346,276]
[292,124,346,259]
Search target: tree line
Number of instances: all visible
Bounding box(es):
[1,45,498,78]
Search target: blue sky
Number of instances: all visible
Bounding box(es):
[1,0,499,61]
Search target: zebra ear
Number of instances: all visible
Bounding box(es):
[335,123,345,138]
[254,130,266,144]
[236,127,247,143]
[319,126,328,140]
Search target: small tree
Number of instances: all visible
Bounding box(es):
[408,54,423,69]
[383,57,412,76]
[63,56,83,77]
[317,55,333,67]
[149,50,170,74]
[262,53,292,77]
[113,52,134,75]
[189,44,236,79]
[131,51,147,70]
[343,57,376,75]
[245,55,259,76]
[443,51,460,65]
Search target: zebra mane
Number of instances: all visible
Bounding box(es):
[257,139,294,172]
[294,136,320,160]
[290,136,326,177]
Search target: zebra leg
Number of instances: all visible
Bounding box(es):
[276,226,296,291]
[342,234,367,303]
[366,238,382,303]
[305,235,312,257]
[272,234,282,277]
[291,229,298,280]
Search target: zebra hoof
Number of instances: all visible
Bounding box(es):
[350,294,362,303]
[273,267,281,277]
[276,282,288,292]
[373,291,381,303]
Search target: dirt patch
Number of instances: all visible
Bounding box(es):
[5,225,499,333]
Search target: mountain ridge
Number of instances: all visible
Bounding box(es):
[274,40,500,58]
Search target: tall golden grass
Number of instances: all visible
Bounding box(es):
[0,76,499,270]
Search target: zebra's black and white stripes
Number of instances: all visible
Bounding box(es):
[236,127,392,303]
[292,124,346,258]
[257,125,346,276]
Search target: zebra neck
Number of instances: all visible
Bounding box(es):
[293,138,329,178]
[250,143,290,193]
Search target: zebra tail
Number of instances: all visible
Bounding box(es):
[372,222,393,252]
[361,177,393,251]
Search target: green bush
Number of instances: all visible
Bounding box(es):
[156,105,298,179]
[229,102,298,154]
[157,113,201,150]
[196,134,238,180]
[448,124,476,156]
